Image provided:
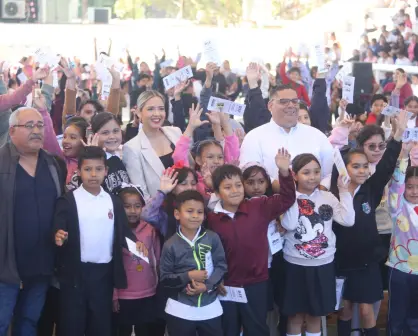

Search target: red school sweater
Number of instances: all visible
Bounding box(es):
[207,172,295,287]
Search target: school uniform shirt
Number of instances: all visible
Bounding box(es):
[387,158,418,275]
[207,171,296,287]
[334,139,402,272]
[240,120,334,189]
[53,186,136,289]
[281,189,354,267]
[74,185,114,263]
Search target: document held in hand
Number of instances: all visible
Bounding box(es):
[163,65,193,90]
[342,76,355,104]
[126,238,149,264]
[333,148,350,185]
[207,96,246,117]
[202,39,222,66]
[218,286,248,303]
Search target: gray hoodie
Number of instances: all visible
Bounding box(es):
[160,227,227,310]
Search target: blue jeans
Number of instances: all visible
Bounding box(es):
[0,278,49,336]
[387,267,418,336]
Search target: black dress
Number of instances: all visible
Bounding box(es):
[158,143,175,170]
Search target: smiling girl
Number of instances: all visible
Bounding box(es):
[331,111,408,336]
[386,141,418,335]
[280,154,354,336]
[91,112,130,194]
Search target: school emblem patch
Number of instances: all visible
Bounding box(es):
[108,209,114,220]
[362,202,371,214]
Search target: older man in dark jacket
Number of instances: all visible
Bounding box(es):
[0,107,65,336]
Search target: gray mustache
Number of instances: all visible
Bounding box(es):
[30,134,43,140]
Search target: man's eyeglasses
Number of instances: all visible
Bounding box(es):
[273,98,300,106]
[12,121,45,130]
[364,142,386,151]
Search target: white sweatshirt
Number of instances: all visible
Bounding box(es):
[282,189,355,267]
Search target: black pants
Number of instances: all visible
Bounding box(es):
[114,321,166,336]
[59,262,113,336]
[166,314,222,336]
[37,286,60,336]
[221,281,269,336]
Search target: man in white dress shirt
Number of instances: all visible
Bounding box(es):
[240,83,334,188]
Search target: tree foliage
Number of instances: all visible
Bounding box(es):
[114,0,243,25]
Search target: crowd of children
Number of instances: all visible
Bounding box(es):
[3,38,418,336]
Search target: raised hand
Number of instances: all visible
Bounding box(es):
[32,89,47,110]
[173,80,189,97]
[206,110,222,125]
[59,57,75,79]
[339,98,348,112]
[401,140,416,158]
[188,104,209,130]
[33,66,50,81]
[340,114,355,129]
[205,62,218,80]
[393,109,410,142]
[159,169,178,194]
[107,65,120,80]
[275,148,291,176]
[246,62,260,89]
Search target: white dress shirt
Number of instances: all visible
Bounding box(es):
[74,185,115,263]
[239,120,334,189]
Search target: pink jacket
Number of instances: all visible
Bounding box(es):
[328,126,349,149]
[172,134,240,195]
[39,108,78,185]
[0,79,34,111]
[113,221,160,301]
[411,146,418,166]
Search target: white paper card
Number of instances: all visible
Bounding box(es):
[98,54,124,73]
[34,47,60,69]
[335,278,345,310]
[403,128,418,142]
[203,39,222,67]
[205,251,214,278]
[313,42,327,73]
[17,72,28,84]
[267,221,283,255]
[219,286,248,303]
[125,237,149,264]
[335,63,352,83]
[207,96,246,117]
[162,65,193,90]
[342,76,355,104]
[382,104,415,119]
[334,148,350,185]
[52,71,59,88]
[160,59,174,68]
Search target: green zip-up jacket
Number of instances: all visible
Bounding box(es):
[160,227,227,308]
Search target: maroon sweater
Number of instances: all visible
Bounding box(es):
[208,171,295,287]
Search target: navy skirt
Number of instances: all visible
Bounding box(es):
[280,260,336,317]
[341,262,383,304]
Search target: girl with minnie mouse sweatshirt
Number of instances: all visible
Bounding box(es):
[280,153,355,336]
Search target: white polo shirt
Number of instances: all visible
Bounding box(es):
[240,120,334,189]
[74,185,115,263]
